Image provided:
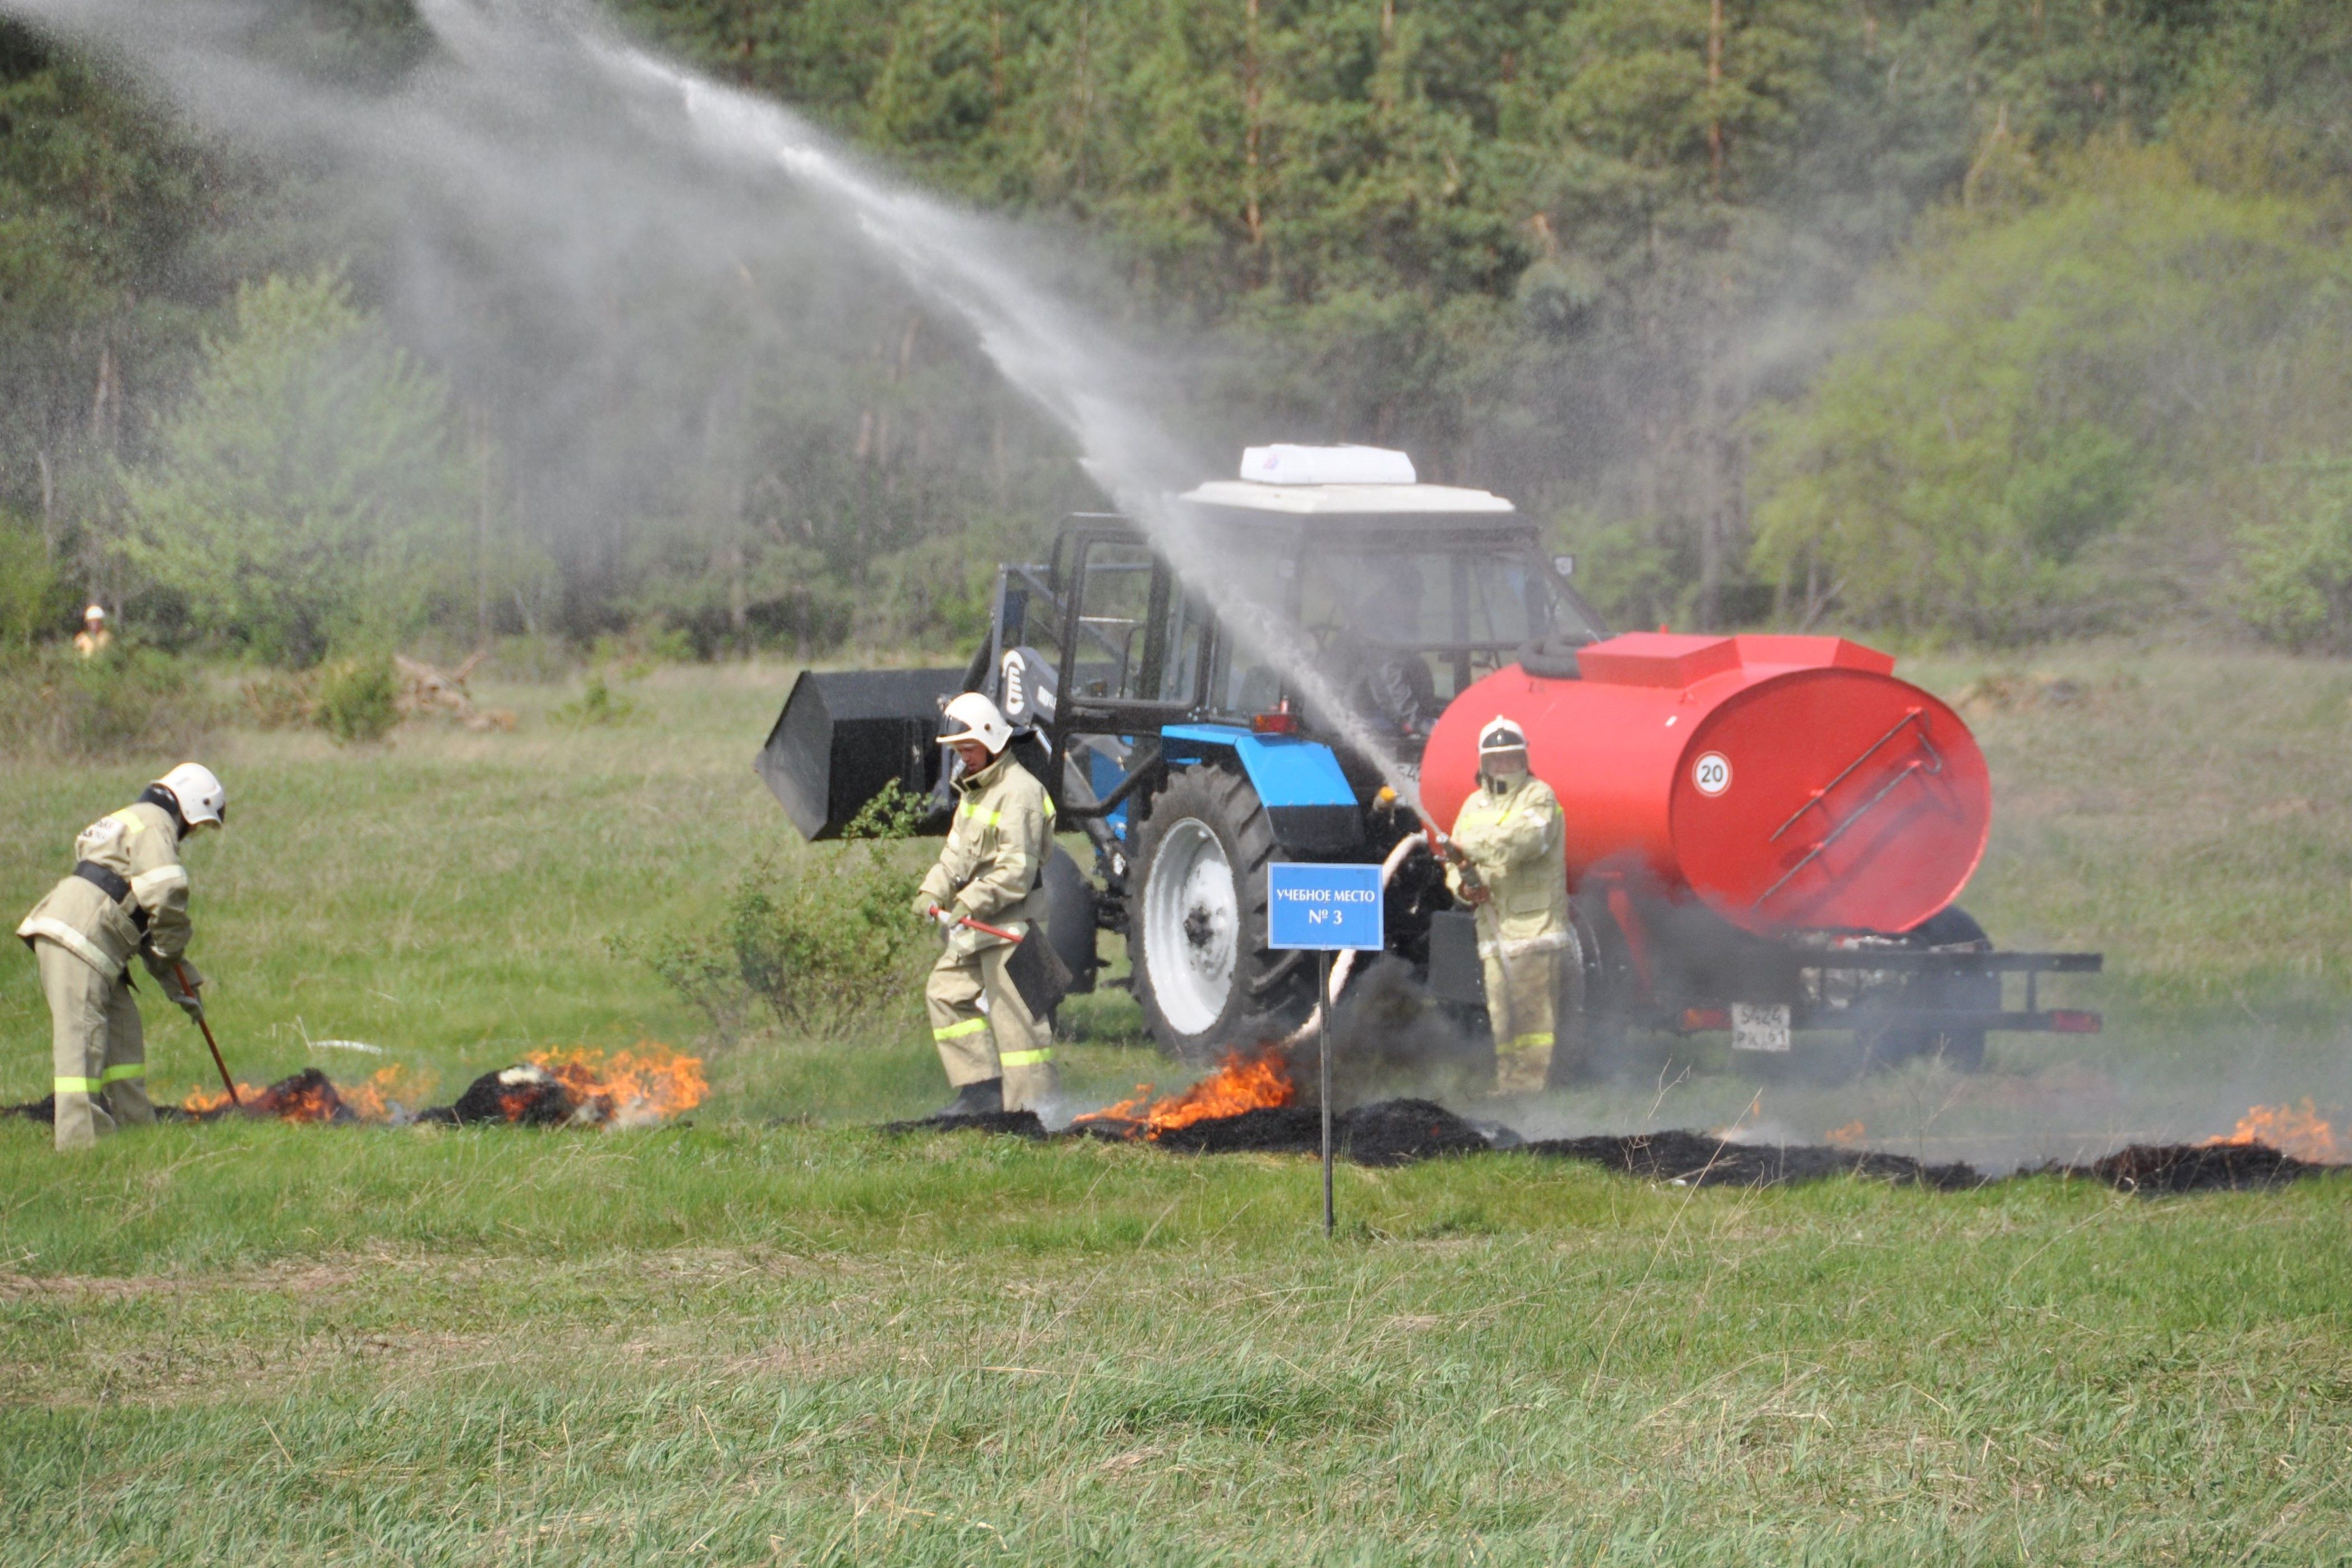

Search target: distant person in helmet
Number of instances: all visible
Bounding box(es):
[914,692,1060,1116]
[73,604,111,658]
[16,764,226,1151]
[1443,719,1571,1094]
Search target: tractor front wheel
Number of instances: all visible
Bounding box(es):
[1131,765,1316,1063]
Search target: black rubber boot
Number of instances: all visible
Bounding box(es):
[937,1078,1004,1119]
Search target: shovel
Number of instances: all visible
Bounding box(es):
[945,913,1074,1021]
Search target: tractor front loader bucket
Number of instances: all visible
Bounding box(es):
[757,669,968,839]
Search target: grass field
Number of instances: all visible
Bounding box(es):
[2,647,2349,1562]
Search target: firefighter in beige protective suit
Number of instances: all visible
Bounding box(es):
[1444,719,1571,1094]
[17,764,225,1151]
[914,692,1061,1116]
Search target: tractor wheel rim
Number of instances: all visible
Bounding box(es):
[1145,818,1237,1037]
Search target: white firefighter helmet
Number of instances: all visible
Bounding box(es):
[83,603,106,623]
[1477,716,1529,756]
[937,691,1012,754]
[155,762,226,828]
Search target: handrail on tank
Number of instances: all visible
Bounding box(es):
[1767,706,1944,844]
[1754,757,1935,911]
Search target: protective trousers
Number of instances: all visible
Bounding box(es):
[1477,920,1567,1095]
[36,938,151,1151]
[925,939,1058,1112]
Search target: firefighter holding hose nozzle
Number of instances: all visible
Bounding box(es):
[16,764,226,1151]
[1441,719,1571,1094]
[914,692,1062,1117]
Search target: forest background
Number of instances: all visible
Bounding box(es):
[5,0,2352,674]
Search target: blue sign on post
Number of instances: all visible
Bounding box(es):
[1266,862,1386,952]
[1266,861,1385,1239]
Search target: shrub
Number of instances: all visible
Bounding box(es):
[2237,452,2352,652]
[238,668,317,730]
[315,650,398,744]
[587,626,692,681]
[625,782,935,1042]
[0,517,55,649]
[550,672,637,728]
[0,646,213,761]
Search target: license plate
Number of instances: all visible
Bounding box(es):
[1731,1002,1792,1053]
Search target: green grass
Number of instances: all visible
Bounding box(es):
[1,1123,2347,1562]
[1,648,2350,1562]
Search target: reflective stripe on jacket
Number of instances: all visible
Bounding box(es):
[1447,773,1569,939]
[916,750,1052,944]
[16,801,193,978]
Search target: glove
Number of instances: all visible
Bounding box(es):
[933,906,959,932]
[166,971,205,1024]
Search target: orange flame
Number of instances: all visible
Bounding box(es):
[178,1070,345,1122]
[2206,1100,2337,1163]
[179,1082,265,1116]
[523,1044,708,1126]
[1075,1046,1295,1138]
[1824,1120,1866,1148]
[340,1064,441,1122]
[173,1047,702,1129]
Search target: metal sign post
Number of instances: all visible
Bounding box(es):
[1317,949,1333,1234]
[1266,862,1385,1238]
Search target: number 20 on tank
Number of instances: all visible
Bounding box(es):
[1692,752,1732,797]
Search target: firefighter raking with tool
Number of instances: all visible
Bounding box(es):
[1442,719,1572,1094]
[16,764,226,1151]
[915,692,1066,1116]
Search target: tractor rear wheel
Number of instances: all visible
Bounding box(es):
[1131,765,1317,1063]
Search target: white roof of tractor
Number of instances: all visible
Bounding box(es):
[1177,445,1516,515]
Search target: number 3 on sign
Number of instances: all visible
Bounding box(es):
[1692,752,1732,797]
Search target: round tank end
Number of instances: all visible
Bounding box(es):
[1670,668,1990,936]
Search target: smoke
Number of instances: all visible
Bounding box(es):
[6,0,1099,642]
[574,13,1427,801]
[7,0,1426,800]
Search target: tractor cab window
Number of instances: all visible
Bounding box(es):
[1156,587,1206,707]
[1198,549,1300,718]
[1063,539,1199,705]
[1299,544,1594,734]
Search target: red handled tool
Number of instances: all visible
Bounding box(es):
[173,960,240,1109]
[938,910,1025,943]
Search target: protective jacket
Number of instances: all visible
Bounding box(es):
[1448,771,1570,1089]
[17,793,196,985]
[18,790,196,1151]
[915,750,1052,950]
[916,749,1059,1111]
[1446,773,1568,937]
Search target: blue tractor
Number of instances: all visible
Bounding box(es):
[756,446,1598,1062]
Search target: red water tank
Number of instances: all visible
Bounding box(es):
[1420,633,1991,937]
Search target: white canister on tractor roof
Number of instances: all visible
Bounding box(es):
[1239,445,1418,486]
